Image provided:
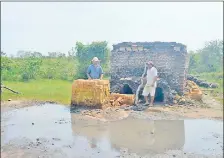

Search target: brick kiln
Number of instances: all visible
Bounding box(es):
[110,42,189,104]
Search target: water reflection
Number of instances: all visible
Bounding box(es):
[2,104,222,157]
[70,113,185,155]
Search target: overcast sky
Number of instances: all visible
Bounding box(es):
[1,2,223,56]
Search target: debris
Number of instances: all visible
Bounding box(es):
[32,123,34,125]
[109,93,135,107]
[210,83,218,88]
[1,84,20,94]
[187,75,219,88]
[52,138,61,141]
[184,80,202,101]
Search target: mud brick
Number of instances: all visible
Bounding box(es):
[184,80,202,101]
[71,79,110,108]
[110,93,135,106]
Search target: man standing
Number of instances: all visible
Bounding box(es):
[87,57,104,80]
[142,61,158,106]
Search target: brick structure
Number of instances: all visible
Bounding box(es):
[110,42,189,103]
[71,79,110,108]
[71,79,135,108]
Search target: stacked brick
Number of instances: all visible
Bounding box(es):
[71,79,135,108]
[109,93,135,107]
[71,79,110,108]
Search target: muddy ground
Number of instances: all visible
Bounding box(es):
[1,95,223,158]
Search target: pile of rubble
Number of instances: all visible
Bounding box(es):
[173,80,203,105]
[108,93,135,107]
[187,75,218,88]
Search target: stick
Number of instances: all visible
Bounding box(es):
[135,63,147,105]
[1,85,20,94]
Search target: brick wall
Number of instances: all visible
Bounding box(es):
[110,42,188,95]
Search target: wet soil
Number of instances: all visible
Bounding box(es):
[1,100,223,158]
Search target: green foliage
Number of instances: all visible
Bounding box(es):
[188,40,223,101]
[21,57,43,81]
[1,56,79,82]
[1,57,22,81]
[1,40,221,85]
[0,41,111,82]
[75,41,110,79]
[188,40,223,73]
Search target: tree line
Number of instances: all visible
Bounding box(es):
[1,40,223,82]
[1,41,110,82]
[188,40,223,74]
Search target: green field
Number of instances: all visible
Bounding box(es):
[1,80,73,105]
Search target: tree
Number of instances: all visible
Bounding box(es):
[32,52,43,58]
[188,39,223,73]
[17,50,32,58]
[21,56,43,81]
[48,52,66,58]
[75,41,110,79]
[68,47,76,57]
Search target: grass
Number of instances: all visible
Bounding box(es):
[1,73,222,105]
[1,80,73,105]
[191,72,223,104]
[196,72,223,93]
[1,77,111,105]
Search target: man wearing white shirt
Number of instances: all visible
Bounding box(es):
[142,61,158,107]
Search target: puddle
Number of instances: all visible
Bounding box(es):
[1,104,223,157]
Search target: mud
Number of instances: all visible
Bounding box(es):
[1,103,223,158]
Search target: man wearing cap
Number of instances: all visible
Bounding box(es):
[142,61,158,106]
[87,57,104,80]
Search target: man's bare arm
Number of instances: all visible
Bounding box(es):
[87,73,92,80]
[100,74,103,80]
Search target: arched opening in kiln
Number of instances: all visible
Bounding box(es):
[119,84,134,94]
[154,87,164,102]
